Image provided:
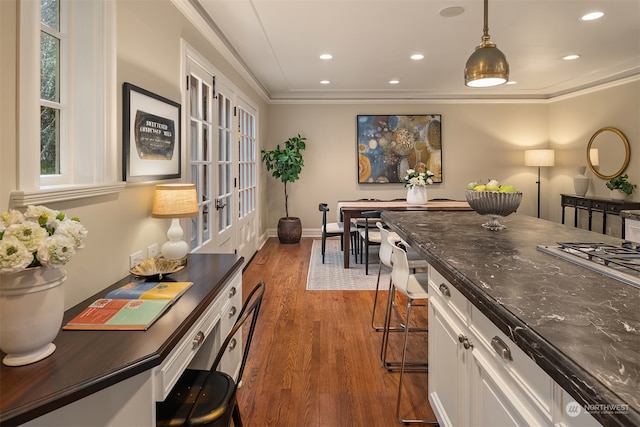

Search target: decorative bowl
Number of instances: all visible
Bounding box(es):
[465,190,523,230]
[129,257,184,279]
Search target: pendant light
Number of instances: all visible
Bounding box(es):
[464,0,509,87]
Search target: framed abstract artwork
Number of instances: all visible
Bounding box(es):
[356,114,442,184]
[123,82,181,182]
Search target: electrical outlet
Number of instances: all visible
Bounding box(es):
[130,251,144,269]
[147,243,159,259]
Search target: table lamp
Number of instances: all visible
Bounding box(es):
[524,149,555,218]
[151,184,198,263]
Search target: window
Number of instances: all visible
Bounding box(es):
[40,0,62,176]
[13,0,123,207]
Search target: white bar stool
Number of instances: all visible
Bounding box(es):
[380,239,436,424]
[372,223,429,332]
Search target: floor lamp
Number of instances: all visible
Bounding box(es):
[524,149,555,218]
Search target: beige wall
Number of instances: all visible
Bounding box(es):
[1,0,638,310]
[546,79,640,234]
[265,101,550,231]
[262,80,639,235]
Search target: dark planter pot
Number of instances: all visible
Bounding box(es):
[277,217,302,244]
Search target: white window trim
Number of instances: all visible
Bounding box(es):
[11,0,124,208]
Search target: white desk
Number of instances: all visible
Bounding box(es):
[1,254,243,426]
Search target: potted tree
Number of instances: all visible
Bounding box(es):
[261,134,307,243]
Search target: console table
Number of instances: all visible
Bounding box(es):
[560,194,640,239]
[0,253,243,426]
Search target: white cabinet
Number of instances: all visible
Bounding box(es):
[428,266,601,427]
[181,271,243,380]
[428,296,467,426]
[625,218,640,243]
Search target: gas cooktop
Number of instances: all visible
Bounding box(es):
[537,242,640,289]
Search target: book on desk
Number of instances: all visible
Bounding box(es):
[63,281,193,331]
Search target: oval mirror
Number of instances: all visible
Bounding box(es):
[586,127,630,180]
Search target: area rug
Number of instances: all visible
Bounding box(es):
[306,239,389,291]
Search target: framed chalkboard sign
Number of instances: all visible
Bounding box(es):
[123,83,181,182]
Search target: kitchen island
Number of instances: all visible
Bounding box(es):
[381,211,639,427]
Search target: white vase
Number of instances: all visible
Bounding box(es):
[406,186,428,205]
[573,166,589,196]
[0,267,66,366]
[610,189,627,200]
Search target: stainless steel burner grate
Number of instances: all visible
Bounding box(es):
[537,242,640,289]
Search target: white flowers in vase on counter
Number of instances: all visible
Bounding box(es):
[0,205,88,272]
[402,169,435,188]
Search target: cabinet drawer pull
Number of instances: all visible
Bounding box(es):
[439,283,451,297]
[192,331,205,349]
[458,334,473,350]
[228,306,237,318]
[228,337,237,350]
[229,287,237,298]
[491,336,513,361]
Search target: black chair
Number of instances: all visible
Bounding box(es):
[319,203,356,264]
[156,282,266,427]
[357,210,382,275]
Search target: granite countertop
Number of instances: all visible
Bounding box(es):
[621,210,640,221]
[381,211,640,427]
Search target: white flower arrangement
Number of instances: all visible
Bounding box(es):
[402,169,435,188]
[0,205,88,272]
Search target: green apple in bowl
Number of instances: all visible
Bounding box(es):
[499,185,517,193]
[467,181,481,190]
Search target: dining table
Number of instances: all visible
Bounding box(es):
[337,199,472,268]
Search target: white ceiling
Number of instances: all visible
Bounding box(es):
[192,0,640,101]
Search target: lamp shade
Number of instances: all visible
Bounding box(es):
[151,184,198,218]
[524,149,555,167]
[464,43,510,87]
[589,148,600,166]
[464,0,509,87]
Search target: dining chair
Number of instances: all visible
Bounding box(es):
[380,241,435,424]
[371,223,429,332]
[156,281,266,427]
[357,210,382,274]
[319,203,357,264]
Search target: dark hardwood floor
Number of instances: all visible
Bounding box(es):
[238,237,436,427]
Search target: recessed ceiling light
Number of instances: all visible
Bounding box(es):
[581,11,604,21]
[320,80,330,85]
[319,54,333,60]
[506,81,517,85]
[389,79,400,85]
[439,6,465,18]
[410,54,424,61]
[563,54,580,61]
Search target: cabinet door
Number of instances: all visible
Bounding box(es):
[469,350,528,426]
[626,219,640,244]
[429,297,468,427]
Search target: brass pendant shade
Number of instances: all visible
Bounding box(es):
[464,0,509,87]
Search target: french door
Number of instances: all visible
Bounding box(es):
[185,54,257,262]
[236,99,258,263]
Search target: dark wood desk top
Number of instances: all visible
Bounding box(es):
[0,253,243,426]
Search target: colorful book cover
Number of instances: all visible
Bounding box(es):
[63,298,172,331]
[104,281,192,301]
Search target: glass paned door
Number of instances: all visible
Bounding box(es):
[235,102,258,263]
[215,90,234,252]
[187,62,213,252]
